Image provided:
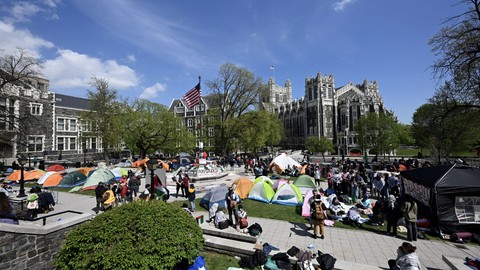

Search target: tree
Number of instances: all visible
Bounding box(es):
[429,0,480,110]
[411,102,480,162]
[305,136,334,162]
[206,63,264,155]
[55,201,204,270]
[234,110,282,153]
[355,112,400,159]
[120,99,196,157]
[82,77,121,162]
[0,49,45,148]
[397,124,415,146]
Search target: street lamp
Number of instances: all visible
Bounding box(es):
[83,148,87,167]
[28,153,31,169]
[146,159,158,200]
[17,156,28,198]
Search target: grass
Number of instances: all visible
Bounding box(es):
[201,251,240,269]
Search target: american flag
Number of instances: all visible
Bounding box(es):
[183,83,201,108]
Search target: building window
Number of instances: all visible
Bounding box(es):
[208,127,214,137]
[70,137,76,150]
[57,137,64,151]
[57,119,65,131]
[455,196,480,223]
[30,103,43,116]
[57,118,77,131]
[91,138,97,149]
[187,119,193,127]
[79,120,91,132]
[28,136,43,152]
[69,119,77,131]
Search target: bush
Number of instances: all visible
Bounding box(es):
[55,200,204,270]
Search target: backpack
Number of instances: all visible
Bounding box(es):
[316,252,336,270]
[313,202,325,220]
[248,223,263,236]
[217,220,229,230]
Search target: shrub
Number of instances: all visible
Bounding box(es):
[55,200,204,270]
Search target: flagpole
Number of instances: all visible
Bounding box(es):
[198,76,203,160]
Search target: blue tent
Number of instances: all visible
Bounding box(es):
[199,186,228,210]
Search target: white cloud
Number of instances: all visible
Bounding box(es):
[139,82,166,100]
[9,2,42,23]
[127,54,136,62]
[0,21,54,58]
[42,0,61,8]
[43,49,139,90]
[333,0,356,11]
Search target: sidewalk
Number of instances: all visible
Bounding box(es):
[8,167,480,269]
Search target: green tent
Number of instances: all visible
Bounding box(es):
[248,180,275,203]
[293,175,316,194]
[58,171,87,188]
[82,169,116,190]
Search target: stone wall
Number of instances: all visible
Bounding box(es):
[0,214,91,270]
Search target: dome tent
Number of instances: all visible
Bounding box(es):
[230,177,254,199]
[199,185,228,210]
[248,180,275,203]
[272,183,303,206]
[293,175,316,195]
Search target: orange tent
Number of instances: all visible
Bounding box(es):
[76,167,94,176]
[42,172,65,188]
[230,177,254,199]
[46,164,65,172]
[6,170,22,181]
[24,169,46,181]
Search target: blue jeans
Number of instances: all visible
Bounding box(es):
[189,200,195,211]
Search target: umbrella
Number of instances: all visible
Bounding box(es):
[24,169,46,181]
[46,164,65,172]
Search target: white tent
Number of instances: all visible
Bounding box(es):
[268,153,302,173]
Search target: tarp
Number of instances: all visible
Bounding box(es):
[42,172,65,188]
[248,180,275,203]
[37,171,59,185]
[293,175,316,195]
[199,185,228,210]
[24,169,45,181]
[272,183,303,206]
[76,167,94,176]
[272,179,288,191]
[58,171,87,188]
[230,177,254,199]
[268,153,302,173]
[46,164,65,172]
[400,164,480,233]
[82,169,116,190]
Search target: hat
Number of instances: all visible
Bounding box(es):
[253,241,264,250]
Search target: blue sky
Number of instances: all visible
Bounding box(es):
[0,0,465,124]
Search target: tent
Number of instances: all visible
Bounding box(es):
[46,164,65,172]
[400,164,480,233]
[272,179,288,191]
[76,167,94,176]
[42,172,65,188]
[199,185,228,210]
[301,190,331,217]
[230,177,254,199]
[271,183,303,206]
[293,175,316,195]
[37,171,59,185]
[110,167,128,178]
[248,180,275,203]
[24,169,45,181]
[58,171,87,188]
[6,170,21,181]
[254,176,273,185]
[268,153,302,174]
[82,169,116,190]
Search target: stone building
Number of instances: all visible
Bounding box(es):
[263,72,391,155]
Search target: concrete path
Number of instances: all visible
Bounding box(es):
[8,166,480,269]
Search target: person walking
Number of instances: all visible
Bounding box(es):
[310,194,326,239]
[401,196,418,241]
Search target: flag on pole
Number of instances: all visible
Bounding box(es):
[183,83,201,108]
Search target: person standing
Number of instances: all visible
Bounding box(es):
[188,184,196,212]
[401,196,418,241]
[307,189,319,230]
[174,173,184,198]
[314,167,321,187]
[310,194,326,239]
[128,175,140,199]
[182,174,190,198]
[225,187,240,227]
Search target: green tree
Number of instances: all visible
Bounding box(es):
[55,201,204,270]
[429,0,480,110]
[305,136,334,162]
[120,99,195,157]
[355,112,400,159]
[234,110,282,153]
[81,77,122,162]
[411,102,480,162]
[397,124,415,146]
[206,63,264,155]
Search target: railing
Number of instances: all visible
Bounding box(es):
[17,210,84,226]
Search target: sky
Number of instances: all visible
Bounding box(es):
[0,0,466,124]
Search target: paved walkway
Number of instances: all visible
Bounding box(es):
[8,167,480,269]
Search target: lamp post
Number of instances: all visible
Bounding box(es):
[146,159,158,200]
[17,156,28,198]
[28,153,31,170]
[83,148,87,167]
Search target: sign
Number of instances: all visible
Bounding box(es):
[403,178,431,206]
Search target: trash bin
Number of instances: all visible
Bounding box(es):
[75,161,81,168]
[39,160,45,170]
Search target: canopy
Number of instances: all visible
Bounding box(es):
[24,169,45,181]
[82,169,116,190]
[42,172,65,188]
[400,164,480,233]
[46,164,65,172]
[58,171,87,188]
[268,153,302,173]
[230,177,254,199]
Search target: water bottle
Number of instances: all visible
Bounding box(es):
[308,244,314,250]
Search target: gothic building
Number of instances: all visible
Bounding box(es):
[262,72,391,155]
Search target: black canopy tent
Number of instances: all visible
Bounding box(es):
[400,164,480,234]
